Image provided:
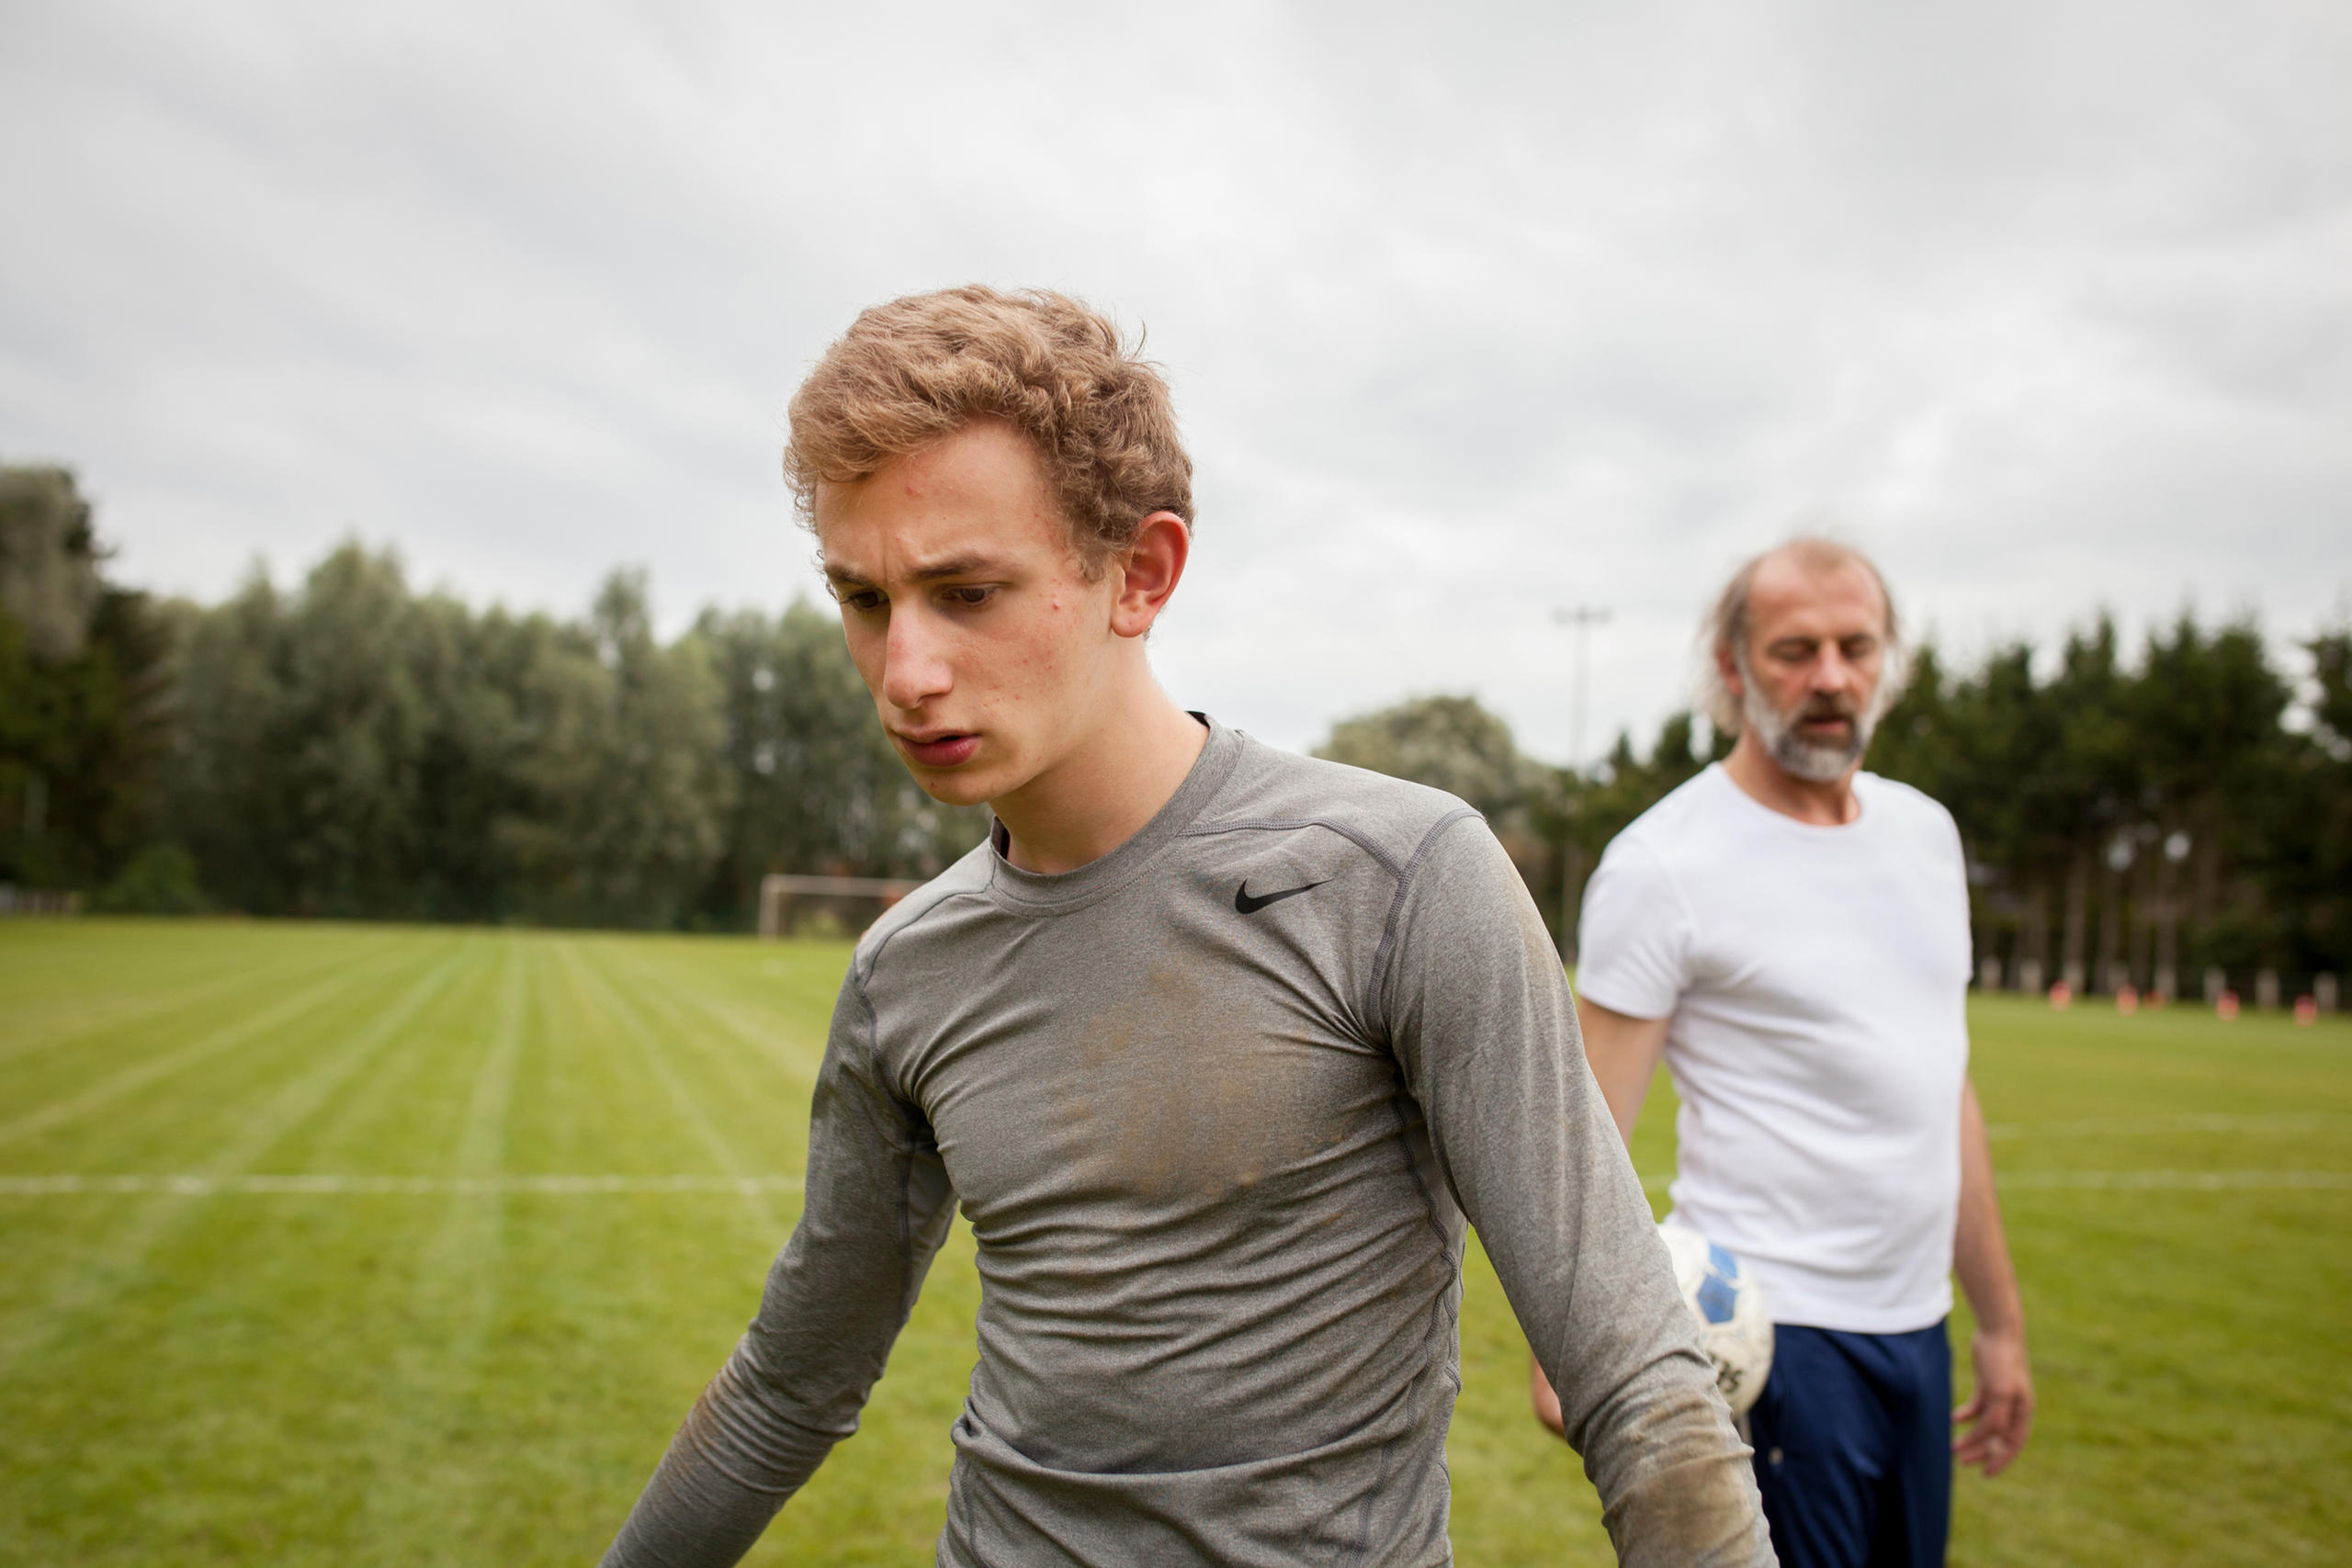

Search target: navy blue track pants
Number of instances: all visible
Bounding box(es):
[1748,1321,1952,1568]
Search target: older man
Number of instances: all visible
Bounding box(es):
[1532,538,2033,1568]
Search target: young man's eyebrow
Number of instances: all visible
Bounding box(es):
[906,554,1006,582]
[825,555,1007,588]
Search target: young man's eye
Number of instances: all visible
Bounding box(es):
[842,590,885,614]
[944,585,996,608]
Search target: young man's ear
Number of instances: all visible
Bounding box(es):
[1108,513,1191,640]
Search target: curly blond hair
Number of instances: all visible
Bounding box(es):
[785,286,1193,567]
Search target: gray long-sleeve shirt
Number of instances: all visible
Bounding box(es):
[605,717,1773,1567]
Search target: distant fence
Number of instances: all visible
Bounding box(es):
[1973,953,2339,1014]
[756,874,924,940]
[0,885,83,918]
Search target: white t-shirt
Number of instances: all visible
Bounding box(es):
[1576,764,1972,1334]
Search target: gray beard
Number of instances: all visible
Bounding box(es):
[1742,682,1874,783]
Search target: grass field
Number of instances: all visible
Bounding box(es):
[2,919,2346,1566]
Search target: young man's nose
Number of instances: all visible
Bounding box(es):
[882,610,955,710]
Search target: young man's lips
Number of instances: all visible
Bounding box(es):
[899,732,978,767]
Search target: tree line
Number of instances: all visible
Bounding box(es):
[4,463,2346,982]
[1317,625,2351,993]
[0,467,982,929]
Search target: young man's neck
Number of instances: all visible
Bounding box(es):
[1722,732,1862,827]
[992,681,1209,875]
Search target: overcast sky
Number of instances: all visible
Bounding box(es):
[4,1,2346,761]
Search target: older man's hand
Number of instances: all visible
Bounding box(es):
[1951,1326,2034,1476]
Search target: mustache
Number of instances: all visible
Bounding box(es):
[1793,694,1861,724]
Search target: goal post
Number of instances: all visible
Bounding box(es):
[757,874,924,939]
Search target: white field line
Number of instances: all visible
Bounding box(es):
[0,1173,805,1196]
[21,1170,2323,1196]
[1995,1169,2352,1190]
[1635,1169,2351,1193]
[1984,1112,2350,1139]
[550,942,792,1235]
[0,949,479,1382]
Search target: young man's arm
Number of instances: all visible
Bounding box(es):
[1383,818,1772,1568]
[1532,996,1670,1435]
[1951,1075,2034,1474]
[600,970,956,1568]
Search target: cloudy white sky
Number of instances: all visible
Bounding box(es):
[4,1,2346,761]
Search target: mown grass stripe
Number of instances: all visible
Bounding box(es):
[589,941,820,1168]
[0,941,424,1149]
[549,940,797,1236]
[0,940,475,1379]
[256,940,505,1176]
[0,943,356,1069]
[447,940,528,1179]
[597,950,814,1089]
[360,941,581,1553]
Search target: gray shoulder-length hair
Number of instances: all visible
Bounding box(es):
[1695,536,1909,734]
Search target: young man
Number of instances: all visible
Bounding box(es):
[602,286,1773,1567]
[1532,540,2034,1568]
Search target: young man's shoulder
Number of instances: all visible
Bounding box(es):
[1208,732,1488,873]
[847,729,1500,986]
[851,840,996,974]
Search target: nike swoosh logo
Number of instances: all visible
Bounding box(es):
[1235,879,1329,914]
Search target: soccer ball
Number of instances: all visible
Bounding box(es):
[1657,1219,1774,1418]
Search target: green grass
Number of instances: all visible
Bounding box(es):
[1,920,2346,1565]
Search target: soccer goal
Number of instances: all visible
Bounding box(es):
[756,874,923,939]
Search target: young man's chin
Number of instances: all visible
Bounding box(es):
[910,772,995,808]
[897,749,1004,809]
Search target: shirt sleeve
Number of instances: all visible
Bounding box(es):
[600,965,957,1568]
[1574,830,1694,1021]
[1378,815,1774,1568]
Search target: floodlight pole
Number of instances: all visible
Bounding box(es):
[1553,604,1612,771]
[1552,604,1611,965]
